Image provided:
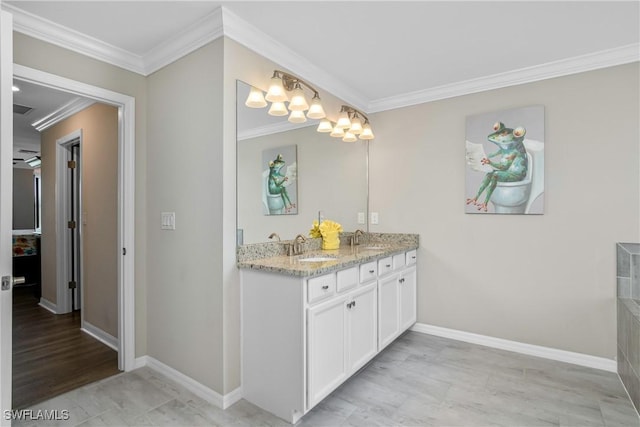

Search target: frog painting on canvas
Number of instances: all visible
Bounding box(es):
[466,122,528,212]
[464,105,545,215]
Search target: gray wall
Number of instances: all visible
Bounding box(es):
[40,103,119,337]
[146,39,225,393]
[12,168,34,229]
[368,63,639,359]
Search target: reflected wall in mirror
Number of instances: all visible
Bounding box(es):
[237,80,368,245]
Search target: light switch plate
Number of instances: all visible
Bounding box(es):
[161,212,175,230]
[371,212,379,225]
[357,212,365,224]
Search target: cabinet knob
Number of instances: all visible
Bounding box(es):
[411,256,416,259]
[399,278,405,283]
[386,264,391,268]
[369,270,375,274]
[322,285,329,290]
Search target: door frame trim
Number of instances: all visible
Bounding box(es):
[13,64,136,372]
[55,130,82,315]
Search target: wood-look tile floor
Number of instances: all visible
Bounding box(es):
[13,331,640,426]
[12,285,120,409]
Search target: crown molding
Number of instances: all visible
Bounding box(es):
[368,43,640,113]
[31,97,95,132]
[5,3,638,110]
[237,120,315,141]
[142,7,224,75]
[3,3,146,74]
[220,6,370,112]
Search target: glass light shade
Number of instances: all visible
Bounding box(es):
[306,96,326,119]
[335,110,352,129]
[245,86,267,108]
[359,122,375,140]
[268,101,288,116]
[330,126,345,138]
[317,119,333,133]
[349,116,363,135]
[265,76,287,102]
[288,85,309,111]
[288,110,307,123]
[342,132,357,142]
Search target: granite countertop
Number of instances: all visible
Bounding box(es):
[237,242,418,277]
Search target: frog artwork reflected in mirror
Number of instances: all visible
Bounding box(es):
[465,105,545,215]
[263,146,297,215]
[237,80,368,244]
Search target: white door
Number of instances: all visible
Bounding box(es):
[399,266,417,331]
[0,10,13,424]
[307,295,347,409]
[347,282,377,373]
[378,273,400,350]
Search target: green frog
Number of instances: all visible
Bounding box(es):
[467,122,528,212]
[268,154,294,211]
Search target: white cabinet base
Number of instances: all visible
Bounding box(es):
[241,250,417,424]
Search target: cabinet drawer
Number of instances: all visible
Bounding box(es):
[393,253,406,270]
[359,261,377,283]
[308,274,336,304]
[406,250,417,265]
[378,257,393,276]
[337,267,358,293]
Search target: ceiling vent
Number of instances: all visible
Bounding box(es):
[13,104,34,115]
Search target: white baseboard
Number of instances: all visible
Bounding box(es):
[411,323,617,373]
[81,320,119,351]
[133,355,148,370]
[134,356,243,409]
[38,297,57,314]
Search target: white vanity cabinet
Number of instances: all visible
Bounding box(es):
[378,250,417,350]
[241,249,416,424]
[307,281,377,408]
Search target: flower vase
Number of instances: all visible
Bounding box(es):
[321,231,340,250]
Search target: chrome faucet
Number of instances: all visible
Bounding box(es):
[268,232,281,242]
[353,229,366,245]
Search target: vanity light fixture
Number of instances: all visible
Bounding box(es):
[333,105,375,142]
[246,70,375,141]
[245,86,267,108]
[249,70,325,123]
[288,110,307,123]
[317,118,333,133]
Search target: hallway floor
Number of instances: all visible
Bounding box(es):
[11,331,639,426]
[12,285,120,409]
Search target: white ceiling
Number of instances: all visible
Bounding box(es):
[6,1,640,160]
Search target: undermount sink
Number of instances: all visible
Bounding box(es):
[298,256,338,262]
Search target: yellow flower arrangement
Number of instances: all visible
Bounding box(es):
[309,219,343,250]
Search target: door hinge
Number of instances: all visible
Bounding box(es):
[68,281,77,289]
[67,160,77,169]
[68,220,76,229]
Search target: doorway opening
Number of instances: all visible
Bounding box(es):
[10,64,136,409]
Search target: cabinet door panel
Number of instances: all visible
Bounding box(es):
[348,283,377,373]
[400,266,417,331]
[307,296,347,408]
[378,274,399,350]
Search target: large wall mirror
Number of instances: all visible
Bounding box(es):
[237,80,369,245]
